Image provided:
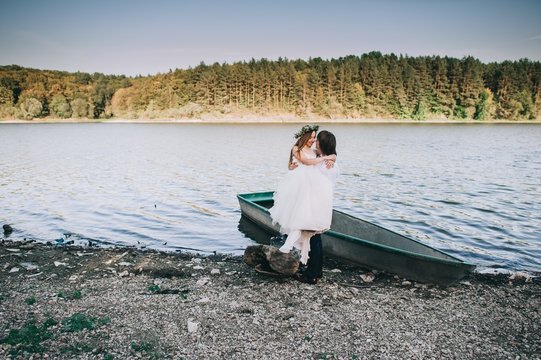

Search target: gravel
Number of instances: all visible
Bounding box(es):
[1,240,539,359]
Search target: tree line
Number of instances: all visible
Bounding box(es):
[1,52,540,121]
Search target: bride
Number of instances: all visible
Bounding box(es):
[269,125,336,264]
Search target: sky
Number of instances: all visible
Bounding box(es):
[1,0,540,76]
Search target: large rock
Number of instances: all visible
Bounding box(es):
[244,245,299,276]
[266,247,300,276]
[243,245,269,268]
[3,224,13,236]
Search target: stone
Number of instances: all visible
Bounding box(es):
[196,277,210,286]
[187,320,199,333]
[509,272,533,283]
[243,245,268,267]
[3,224,13,235]
[264,246,299,276]
[243,245,299,276]
[27,272,43,278]
[360,273,375,283]
[20,262,39,271]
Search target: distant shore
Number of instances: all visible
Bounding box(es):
[2,116,541,124]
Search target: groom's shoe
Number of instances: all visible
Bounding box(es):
[293,272,318,285]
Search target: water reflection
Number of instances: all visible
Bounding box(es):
[237,215,272,246]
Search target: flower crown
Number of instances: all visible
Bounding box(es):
[294,124,319,139]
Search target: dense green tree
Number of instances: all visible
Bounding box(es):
[474,88,494,120]
[0,77,21,104]
[0,86,14,105]
[70,98,88,118]
[50,94,72,118]
[1,55,540,120]
[412,99,427,120]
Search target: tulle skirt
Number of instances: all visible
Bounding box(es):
[269,165,333,263]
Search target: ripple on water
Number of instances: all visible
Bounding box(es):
[435,199,463,206]
[472,206,496,214]
[1,123,540,273]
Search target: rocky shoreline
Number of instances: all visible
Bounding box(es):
[1,239,540,359]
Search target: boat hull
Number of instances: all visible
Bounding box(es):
[238,191,475,286]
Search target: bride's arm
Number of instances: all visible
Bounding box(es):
[293,146,336,165]
[288,162,298,170]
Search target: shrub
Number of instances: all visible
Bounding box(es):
[20,97,43,119]
[50,94,72,118]
[70,98,88,118]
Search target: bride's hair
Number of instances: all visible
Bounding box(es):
[317,131,337,156]
[289,131,314,165]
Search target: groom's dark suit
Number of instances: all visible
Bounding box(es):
[303,234,323,279]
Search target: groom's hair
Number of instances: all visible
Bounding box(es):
[317,131,337,156]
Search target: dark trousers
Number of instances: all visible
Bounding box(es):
[303,233,323,279]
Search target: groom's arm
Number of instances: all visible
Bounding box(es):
[324,159,335,169]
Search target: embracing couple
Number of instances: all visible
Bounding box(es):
[269,125,339,284]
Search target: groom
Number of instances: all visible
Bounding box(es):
[291,130,339,284]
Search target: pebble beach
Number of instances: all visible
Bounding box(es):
[1,239,540,359]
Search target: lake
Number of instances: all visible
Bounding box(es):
[1,122,540,274]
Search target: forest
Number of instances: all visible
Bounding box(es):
[1,52,540,121]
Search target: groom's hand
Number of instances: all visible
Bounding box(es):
[324,159,335,169]
[288,162,299,170]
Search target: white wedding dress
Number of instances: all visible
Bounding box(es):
[269,147,333,264]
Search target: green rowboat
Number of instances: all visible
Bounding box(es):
[238,191,475,285]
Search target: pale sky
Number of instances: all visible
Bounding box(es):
[1,0,540,76]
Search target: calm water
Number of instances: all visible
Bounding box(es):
[1,123,540,274]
